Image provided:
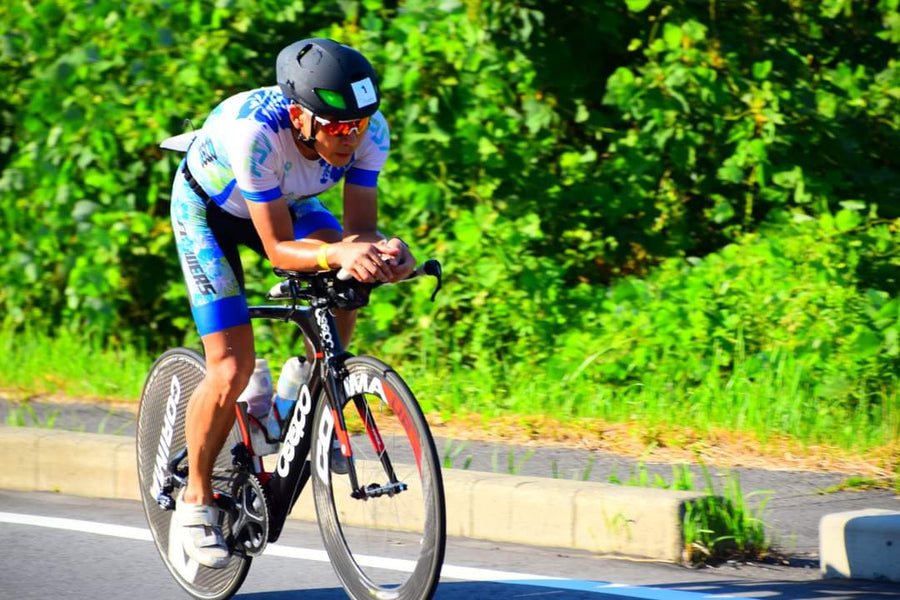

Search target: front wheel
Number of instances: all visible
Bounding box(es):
[135,347,252,600]
[312,356,446,600]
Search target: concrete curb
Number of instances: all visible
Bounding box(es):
[820,509,900,583]
[0,426,706,562]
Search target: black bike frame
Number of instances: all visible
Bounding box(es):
[242,303,348,543]
[230,261,441,543]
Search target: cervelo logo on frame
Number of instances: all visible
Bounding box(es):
[276,384,313,477]
[150,375,181,499]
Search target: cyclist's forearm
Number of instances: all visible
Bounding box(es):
[268,240,330,271]
[269,239,391,272]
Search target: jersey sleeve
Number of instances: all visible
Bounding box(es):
[345,111,390,188]
[224,123,283,202]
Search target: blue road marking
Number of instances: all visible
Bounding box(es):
[501,579,749,599]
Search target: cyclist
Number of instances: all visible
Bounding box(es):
[169,38,414,568]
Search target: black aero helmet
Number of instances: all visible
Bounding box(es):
[276,38,380,120]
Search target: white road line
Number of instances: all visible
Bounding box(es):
[0,511,153,541]
[0,512,749,599]
[267,543,564,583]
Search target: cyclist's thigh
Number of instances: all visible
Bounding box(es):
[171,164,252,338]
[289,197,343,243]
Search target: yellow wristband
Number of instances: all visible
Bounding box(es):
[317,243,330,270]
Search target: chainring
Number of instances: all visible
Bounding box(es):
[228,473,270,557]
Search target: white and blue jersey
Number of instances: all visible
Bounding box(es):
[170,86,391,337]
[185,85,390,218]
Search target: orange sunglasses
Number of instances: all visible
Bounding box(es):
[312,113,370,137]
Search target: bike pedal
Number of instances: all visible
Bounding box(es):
[156,493,175,511]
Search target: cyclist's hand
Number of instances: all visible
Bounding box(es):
[378,238,416,282]
[337,242,399,283]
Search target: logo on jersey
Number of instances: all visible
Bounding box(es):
[175,220,216,296]
[237,89,291,133]
[197,137,218,166]
[249,132,273,177]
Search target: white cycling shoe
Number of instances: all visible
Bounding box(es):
[175,491,230,569]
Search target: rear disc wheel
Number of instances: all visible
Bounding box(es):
[136,347,251,600]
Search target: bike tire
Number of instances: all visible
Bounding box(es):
[136,347,251,600]
[311,355,446,600]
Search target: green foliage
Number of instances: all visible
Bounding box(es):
[608,461,695,490]
[0,1,898,450]
[0,0,344,336]
[4,402,59,429]
[607,458,772,564]
[682,461,772,564]
[0,323,152,400]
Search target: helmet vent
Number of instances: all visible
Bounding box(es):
[316,88,347,109]
[295,43,313,66]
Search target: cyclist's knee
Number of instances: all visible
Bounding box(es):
[205,354,254,404]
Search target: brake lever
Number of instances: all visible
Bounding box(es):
[334,259,442,301]
[422,260,442,302]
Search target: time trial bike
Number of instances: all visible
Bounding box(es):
[135,261,446,600]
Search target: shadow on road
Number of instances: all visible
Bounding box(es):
[236,577,900,599]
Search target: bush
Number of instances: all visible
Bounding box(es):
[0,1,897,445]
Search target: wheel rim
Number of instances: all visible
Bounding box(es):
[314,360,445,598]
[136,349,250,599]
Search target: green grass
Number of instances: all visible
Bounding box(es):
[817,476,893,494]
[548,458,593,480]
[4,402,60,428]
[0,326,152,402]
[406,342,899,453]
[1,326,897,460]
[441,439,473,470]
[688,461,772,564]
[608,462,695,491]
[608,460,772,564]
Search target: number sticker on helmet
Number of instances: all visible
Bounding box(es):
[351,77,377,108]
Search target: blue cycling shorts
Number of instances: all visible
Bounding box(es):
[171,162,342,336]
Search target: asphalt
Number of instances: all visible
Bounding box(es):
[2,396,898,559]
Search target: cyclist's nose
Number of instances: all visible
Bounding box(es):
[342,130,360,145]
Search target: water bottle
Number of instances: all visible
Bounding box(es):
[237,358,274,416]
[267,357,310,440]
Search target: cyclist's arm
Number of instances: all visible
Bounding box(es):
[246,198,321,270]
[247,196,399,282]
[341,182,382,243]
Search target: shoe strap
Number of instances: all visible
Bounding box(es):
[179,503,220,527]
[192,530,227,550]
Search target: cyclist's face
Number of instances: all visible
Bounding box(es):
[313,119,363,167]
[289,105,363,168]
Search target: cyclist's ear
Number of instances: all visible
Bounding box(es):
[288,104,310,138]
